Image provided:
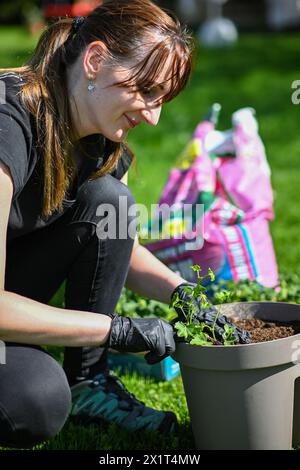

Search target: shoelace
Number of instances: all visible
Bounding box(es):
[91,371,146,409]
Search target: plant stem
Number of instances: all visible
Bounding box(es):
[211,306,221,343]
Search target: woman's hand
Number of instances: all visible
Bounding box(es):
[106,314,176,364]
[171,283,251,344]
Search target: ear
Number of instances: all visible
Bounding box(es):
[83,41,107,79]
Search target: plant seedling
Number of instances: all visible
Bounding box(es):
[170,265,238,346]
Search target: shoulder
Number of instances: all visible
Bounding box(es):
[0,72,32,129]
[0,72,25,106]
[0,72,33,150]
[0,71,24,87]
[0,73,36,198]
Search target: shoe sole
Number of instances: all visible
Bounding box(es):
[158,411,179,434]
[69,411,178,434]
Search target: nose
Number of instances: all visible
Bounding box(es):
[140,105,162,126]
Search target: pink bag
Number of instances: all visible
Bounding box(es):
[145,107,278,288]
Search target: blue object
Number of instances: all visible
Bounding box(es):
[107,351,181,381]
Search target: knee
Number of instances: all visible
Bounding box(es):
[24,364,71,446]
[73,176,137,238]
[77,175,136,213]
[0,351,71,448]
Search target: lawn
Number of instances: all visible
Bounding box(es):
[0,25,299,450]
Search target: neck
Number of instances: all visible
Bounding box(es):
[67,62,96,139]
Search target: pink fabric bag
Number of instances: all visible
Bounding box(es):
[145,107,278,288]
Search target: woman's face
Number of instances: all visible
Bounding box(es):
[82,59,169,142]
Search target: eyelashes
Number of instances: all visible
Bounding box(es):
[139,86,157,99]
[124,82,165,104]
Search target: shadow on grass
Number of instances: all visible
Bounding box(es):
[43,419,194,451]
[0,420,194,451]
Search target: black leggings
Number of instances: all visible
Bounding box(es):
[1,175,136,447]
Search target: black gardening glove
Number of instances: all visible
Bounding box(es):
[106,314,176,365]
[170,283,251,344]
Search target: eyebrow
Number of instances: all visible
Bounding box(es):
[139,82,165,90]
[147,82,171,96]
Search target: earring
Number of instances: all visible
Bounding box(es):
[87,80,96,92]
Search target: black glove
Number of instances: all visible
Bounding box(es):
[106,314,176,365]
[171,283,251,344]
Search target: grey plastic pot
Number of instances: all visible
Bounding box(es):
[172,301,300,450]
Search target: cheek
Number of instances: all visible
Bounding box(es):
[100,95,122,118]
[92,88,131,125]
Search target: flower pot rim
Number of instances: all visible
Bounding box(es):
[172,300,300,370]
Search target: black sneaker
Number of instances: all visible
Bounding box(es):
[70,370,178,433]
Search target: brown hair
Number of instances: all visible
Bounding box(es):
[1,0,193,218]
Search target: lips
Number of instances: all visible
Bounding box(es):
[124,114,139,129]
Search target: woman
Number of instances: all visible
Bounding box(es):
[0,0,248,448]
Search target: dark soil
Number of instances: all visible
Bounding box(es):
[234,318,300,343]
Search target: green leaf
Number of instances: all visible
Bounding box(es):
[224,324,232,332]
[182,286,194,294]
[192,284,207,296]
[191,264,201,273]
[208,268,215,282]
[169,291,180,308]
[222,324,237,344]
[199,293,208,302]
[201,301,211,309]
[174,321,190,340]
[190,329,212,345]
[188,323,206,335]
[215,290,232,304]
[190,337,212,346]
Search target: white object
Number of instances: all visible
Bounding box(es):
[266,0,300,30]
[205,130,234,155]
[232,107,258,135]
[198,17,238,47]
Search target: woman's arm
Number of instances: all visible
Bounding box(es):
[120,171,185,304]
[0,161,111,347]
[0,290,112,347]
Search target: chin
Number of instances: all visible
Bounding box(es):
[100,125,128,142]
[109,130,128,143]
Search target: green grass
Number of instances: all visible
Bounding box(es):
[0,26,300,450]
[36,373,193,451]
